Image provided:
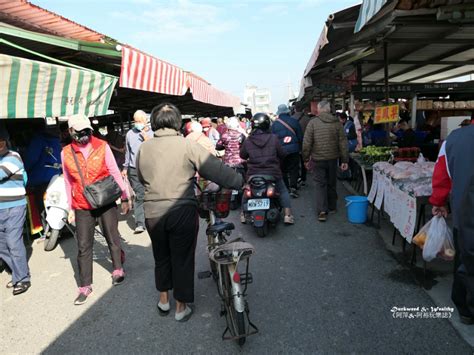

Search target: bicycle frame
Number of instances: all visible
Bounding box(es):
[205,209,259,344]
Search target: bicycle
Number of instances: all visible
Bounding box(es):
[196,184,259,346]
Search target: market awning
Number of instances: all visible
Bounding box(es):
[187,73,240,108]
[0,53,117,119]
[119,47,240,109]
[0,0,111,42]
[119,46,187,96]
[354,0,388,33]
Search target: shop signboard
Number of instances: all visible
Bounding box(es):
[374,105,399,124]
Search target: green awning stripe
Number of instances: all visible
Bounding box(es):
[60,68,72,116]
[1,54,117,119]
[7,57,20,118]
[84,73,96,117]
[45,66,57,117]
[101,77,115,115]
[27,62,40,118]
[94,75,106,117]
[73,70,84,114]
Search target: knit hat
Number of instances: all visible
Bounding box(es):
[226,117,240,131]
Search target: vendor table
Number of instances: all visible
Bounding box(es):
[349,153,373,196]
[368,168,431,243]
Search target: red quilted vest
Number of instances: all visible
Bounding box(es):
[63,137,109,210]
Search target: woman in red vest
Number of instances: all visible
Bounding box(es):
[62,114,130,305]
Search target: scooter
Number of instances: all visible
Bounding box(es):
[43,174,71,251]
[242,175,281,238]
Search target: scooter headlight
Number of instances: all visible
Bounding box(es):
[48,191,61,205]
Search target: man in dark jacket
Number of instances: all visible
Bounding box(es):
[302,101,349,222]
[272,104,303,198]
[295,108,314,185]
[24,121,62,220]
[430,117,474,325]
[240,113,294,225]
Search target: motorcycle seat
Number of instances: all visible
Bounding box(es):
[206,222,235,235]
[248,175,276,182]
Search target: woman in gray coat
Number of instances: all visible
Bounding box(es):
[137,103,243,322]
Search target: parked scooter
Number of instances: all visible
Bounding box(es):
[242,175,281,237]
[43,174,70,251]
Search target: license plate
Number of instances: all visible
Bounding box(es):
[247,198,270,211]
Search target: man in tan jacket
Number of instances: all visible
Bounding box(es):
[302,101,349,222]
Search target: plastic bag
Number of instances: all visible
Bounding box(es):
[413,220,430,249]
[422,217,454,262]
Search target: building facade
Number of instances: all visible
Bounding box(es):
[244,85,272,114]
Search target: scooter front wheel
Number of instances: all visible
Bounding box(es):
[44,228,61,251]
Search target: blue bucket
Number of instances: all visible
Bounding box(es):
[345,196,368,224]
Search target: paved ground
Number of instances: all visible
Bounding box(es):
[1,180,472,354]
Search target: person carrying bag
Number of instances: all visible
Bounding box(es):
[61,114,130,305]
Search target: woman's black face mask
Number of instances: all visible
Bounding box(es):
[72,129,92,145]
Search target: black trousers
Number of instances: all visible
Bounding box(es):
[313,159,338,214]
[75,204,123,287]
[282,152,300,190]
[146,205,199,303]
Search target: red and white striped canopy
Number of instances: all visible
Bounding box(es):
[119,47,186,96]
[187,74,240,108]
[119,47,240,108]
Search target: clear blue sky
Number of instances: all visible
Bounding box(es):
[35,0,359,112]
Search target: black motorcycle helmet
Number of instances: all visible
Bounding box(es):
[251,113,271,132]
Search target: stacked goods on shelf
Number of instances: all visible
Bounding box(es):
[417,100,474,110]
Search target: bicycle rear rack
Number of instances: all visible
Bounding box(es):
[222,301,259,343]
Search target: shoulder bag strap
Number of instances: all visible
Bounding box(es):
[276,118,296,136]
[70,145,87,187]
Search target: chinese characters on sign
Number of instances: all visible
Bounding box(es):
[374,105,399,124]
[391,306,454,319]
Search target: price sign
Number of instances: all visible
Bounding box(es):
[374,105,399,124]
[374,174,385,210]
[400,194,417,243]
[367,173,378,203]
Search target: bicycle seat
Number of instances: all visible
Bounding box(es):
[207,222,235,235]
[248,175,276,182]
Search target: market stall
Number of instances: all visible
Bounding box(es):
[368,160,434,237]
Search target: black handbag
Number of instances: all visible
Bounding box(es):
[70,146,122,209]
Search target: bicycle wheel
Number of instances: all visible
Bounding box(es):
[221,265,246,346]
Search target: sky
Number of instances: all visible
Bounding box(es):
[35,0,359,112]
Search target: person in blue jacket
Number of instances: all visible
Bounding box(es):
[24,120,62,219]
[338,112,357,153]
[272,104,303,198]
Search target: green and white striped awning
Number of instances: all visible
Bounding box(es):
[0,54,117,119]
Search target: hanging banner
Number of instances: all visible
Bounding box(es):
[0,54,117,119]
[374,105,399,124]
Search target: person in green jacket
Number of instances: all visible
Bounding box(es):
[302,101,349,222]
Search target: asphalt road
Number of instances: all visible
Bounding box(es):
[1,180,472,354]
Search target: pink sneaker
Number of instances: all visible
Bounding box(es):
[112,268,125,286]
[74,286,92,305]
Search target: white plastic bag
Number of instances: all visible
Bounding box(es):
[422,217,452,262]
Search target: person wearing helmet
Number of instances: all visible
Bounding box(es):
[239,113,295,225]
